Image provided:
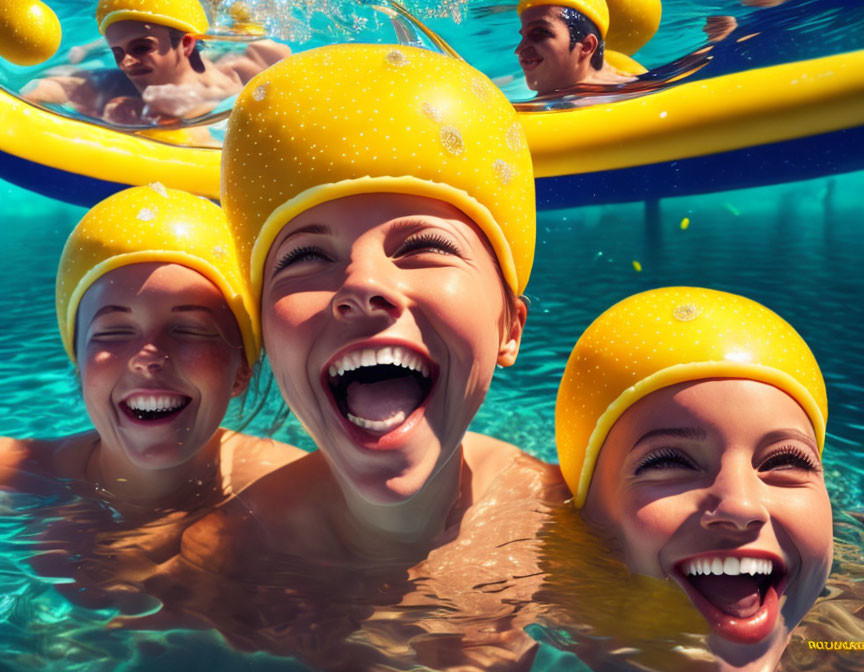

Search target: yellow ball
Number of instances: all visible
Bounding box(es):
[56,185,259,365]
[556,287,827,507]
[222,44,536,302]
[605,0,662,55]
[97,0,210,35]
[0,0,62,66]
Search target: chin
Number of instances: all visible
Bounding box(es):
[124,441,197,470]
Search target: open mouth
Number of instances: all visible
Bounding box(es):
[675,554,788,644]
[324,344,436,439]
[120,393,191,423]
[519,54,542,71]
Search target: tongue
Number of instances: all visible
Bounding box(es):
[689,575,764,619]
[345,376,424,422]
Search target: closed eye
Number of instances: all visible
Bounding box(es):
[274,246,330,273]
[635,447,698,475]
[91,328,135,340]
[396,233,461,257]
[174,326,218,337]
[759,445,821,473]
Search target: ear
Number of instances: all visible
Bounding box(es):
[181,34,197,58]
[231,359,253,397]
[497,297,527,368]
[579,33,599,62]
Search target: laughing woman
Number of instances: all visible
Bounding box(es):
[182,44,567,572]
[0,186,304,512]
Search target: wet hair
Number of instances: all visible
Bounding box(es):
[167,27,206,74]
[559,7,604,70]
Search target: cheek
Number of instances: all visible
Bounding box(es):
[434,275,503,362]
[78,348,123,393]
[777,489,834,571]
[620,497,683,560]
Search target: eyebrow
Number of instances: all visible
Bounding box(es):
[278,223,332,244]
[90,305,130,322]
[171,305,215,314]
[632,427,708,451]
[758,429,819,455]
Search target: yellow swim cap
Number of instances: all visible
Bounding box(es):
[97,0,209,35]
[605,0,661,55]
[222,44,535,299]
[518,0,610,38]
[556,287,827,507]
[0,0,62,66]
[56,185,259,365]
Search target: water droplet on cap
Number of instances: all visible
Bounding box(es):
[440,125,464,156]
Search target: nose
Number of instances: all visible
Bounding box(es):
[129,343,169,373]
[331,259,404,323]
[700,457,768,533]
[515,36,526,55]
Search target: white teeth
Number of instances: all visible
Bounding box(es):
[328,346,431,379]
[125,394,186,412]
[723,557,740,576]
[685,556,774,577]
[346,411,406,432]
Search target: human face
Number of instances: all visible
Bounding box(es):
[76,263,250,470]
[582,379,832,650]
[261,194,524,505]
[516,6,584,94]
[105,21,188,91]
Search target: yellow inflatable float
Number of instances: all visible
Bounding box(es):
[0,0,862,208]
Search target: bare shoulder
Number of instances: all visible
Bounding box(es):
[463,431,568,502]
[181,451,330,572]
[215,40,291,85]
[243,40,292,67]
[0,436,36,483]
[0,432,97,484]
[463,430,521,464]
[180,496,257,575]
[220,430,307,492]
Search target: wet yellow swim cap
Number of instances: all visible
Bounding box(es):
[0,0,62,66]
[605,0,661,55]
[97,0,209,35]
[517,0,662,54]
[518,0,610,38]
[221,44,535,300]
[56,185,259,365]
[556,287,827,507]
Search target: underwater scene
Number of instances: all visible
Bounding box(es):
[0,0,863,670]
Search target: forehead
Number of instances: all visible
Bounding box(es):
[610,379,815,445]
[520,5,566,28]
[105,20,170,46]
[79,262,225,315]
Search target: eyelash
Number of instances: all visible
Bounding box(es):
[274,246,329,271]
[758,445,821,473]
[398,233,460,256]
[634,448,697,475]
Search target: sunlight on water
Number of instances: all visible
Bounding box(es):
[0,0,862,669]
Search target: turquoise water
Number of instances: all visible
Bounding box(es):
[1,0,864,669]
[2,172,863,671]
